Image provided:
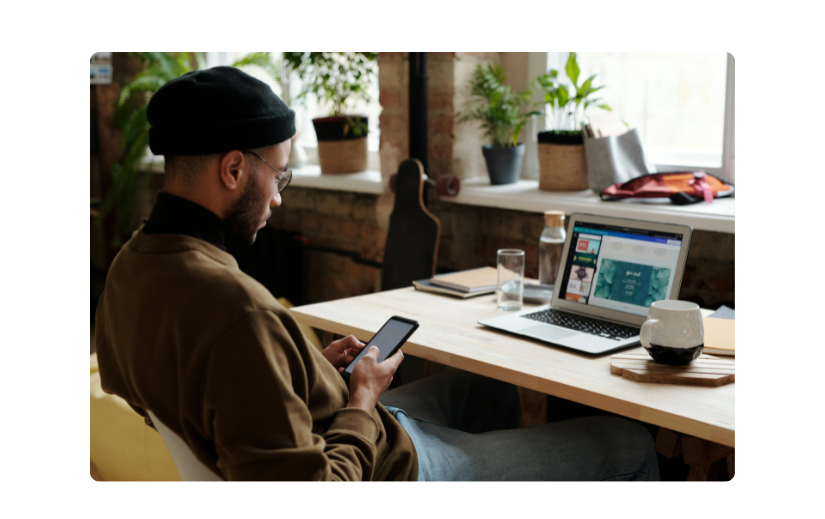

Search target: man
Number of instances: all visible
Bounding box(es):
[96,66,658,481]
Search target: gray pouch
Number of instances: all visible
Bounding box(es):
[584,128,650,193]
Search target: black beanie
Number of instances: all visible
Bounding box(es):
[148,66,295,156]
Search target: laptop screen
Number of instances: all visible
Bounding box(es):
[557,221,685,317]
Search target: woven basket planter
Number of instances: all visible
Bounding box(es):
[537,131,589,191]
[317,138,368,174]
[313,115,368,174]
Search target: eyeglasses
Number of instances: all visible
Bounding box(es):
[242,151,292,193]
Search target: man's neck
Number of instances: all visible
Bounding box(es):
[162,184,228,221]
[142,192,229,251]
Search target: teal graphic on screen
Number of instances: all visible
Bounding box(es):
[594,259,671,307]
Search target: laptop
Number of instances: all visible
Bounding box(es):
[479,213,693,355]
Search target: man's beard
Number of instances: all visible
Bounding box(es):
[225,173,267,247]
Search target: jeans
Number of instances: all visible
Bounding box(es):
[380,370,659,481]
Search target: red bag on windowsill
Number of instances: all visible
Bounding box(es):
[600,172,734,205]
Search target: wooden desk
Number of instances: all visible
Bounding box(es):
[290,288,734,448]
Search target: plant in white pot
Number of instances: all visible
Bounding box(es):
[460,64,541,185]
[536,52,611,191]
[284,52,377,174]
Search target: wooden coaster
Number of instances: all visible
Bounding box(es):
[610,353,735,387]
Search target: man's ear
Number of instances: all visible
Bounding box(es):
[219,150,247,191]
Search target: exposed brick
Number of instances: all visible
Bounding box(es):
[340,221,359,239]
[379,114,409,133]
[428,52,456,62]
[378,60,405,90]
[428,93,453,110]
[380,52,409,60]
[429,116,454,136]
[427,157,452,178]
[428,60,454,89]
[456,52,498,58]
[379,90,401,110]
[300,213,320,233]
[430,142,452,160]
[344,260,363,281]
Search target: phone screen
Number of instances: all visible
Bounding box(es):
[343,318,416,375]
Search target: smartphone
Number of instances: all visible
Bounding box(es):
[341,316,419,381]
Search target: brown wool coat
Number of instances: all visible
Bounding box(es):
[95,229,417,481]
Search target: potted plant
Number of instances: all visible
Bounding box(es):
[536,52,611,191]
[283,52,377,174]
[459,64,540,185]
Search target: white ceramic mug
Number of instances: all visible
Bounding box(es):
[640,300,704,366]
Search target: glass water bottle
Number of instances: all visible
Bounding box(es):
[539,210,566,289]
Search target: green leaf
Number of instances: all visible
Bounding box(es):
[566,52,580,87]
[557,85,569,107]
[512,120,526,147]
[578,74,596,98]
[597,104,612,111]
[120,105,148,152]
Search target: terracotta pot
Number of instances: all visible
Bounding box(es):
[537,131,589,191]
[312,115,368,174]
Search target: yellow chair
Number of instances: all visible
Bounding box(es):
[90,353,180,481]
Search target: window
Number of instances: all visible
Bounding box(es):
[546,52,734,183]
[204,52,283,97]
[206,52,381,164]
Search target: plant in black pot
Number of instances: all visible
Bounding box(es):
[284,52,377,174]
[536,52,611,191]
[459,64,540,185]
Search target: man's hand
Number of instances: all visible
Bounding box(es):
[322,335,366,373]
[347,347,404,413]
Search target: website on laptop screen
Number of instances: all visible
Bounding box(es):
[557,221,685,317]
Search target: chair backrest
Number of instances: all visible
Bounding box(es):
[147,410,223,481]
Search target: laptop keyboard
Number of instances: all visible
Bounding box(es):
[522,309,640,341]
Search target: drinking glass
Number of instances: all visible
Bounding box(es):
[497,249,525,311]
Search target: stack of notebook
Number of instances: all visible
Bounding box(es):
[413,267,498,299]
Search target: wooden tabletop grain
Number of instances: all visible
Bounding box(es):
[290,287,734,447]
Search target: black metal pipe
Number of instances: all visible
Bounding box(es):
[409,52,428,174]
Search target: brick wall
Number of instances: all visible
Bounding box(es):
[266,186,389,303]
[377,53,409,180]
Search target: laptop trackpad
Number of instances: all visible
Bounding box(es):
[521,325,577,343]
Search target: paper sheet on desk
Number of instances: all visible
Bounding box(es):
[702,307,735,356]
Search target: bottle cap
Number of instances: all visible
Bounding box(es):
[544,210,565,227]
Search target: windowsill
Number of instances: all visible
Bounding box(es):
[291,166,384,195]
[139,155,734,233]
[442,177,735,234]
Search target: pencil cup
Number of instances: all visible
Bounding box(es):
[497,249,525,311]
